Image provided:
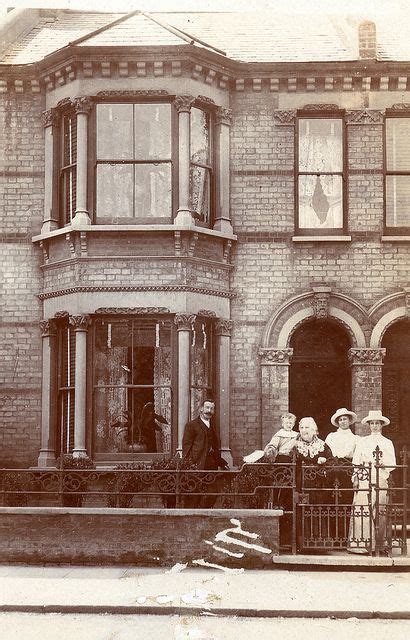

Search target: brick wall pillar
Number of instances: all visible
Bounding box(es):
[41,109,59,234]
[259,349,293,447]
[175,313,196,452]
[349,348,386,436]
[69,314,91,457]
[37,320,57,467]
[174,95,195,226]
[214,107,233,234]
[215,319,233,467]
[72,97,92,228]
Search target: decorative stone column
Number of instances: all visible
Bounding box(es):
[174,95,195,226]
[41,108,59,233]
[69,314,91,457]
[259,348,293,448]
[37,320,58,467]
[72,97,92,228]
[174,313,196,452]
[215,319,233,467]
[214,107,233,234]
[348,348,386,436]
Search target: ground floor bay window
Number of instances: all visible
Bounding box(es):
[50,313,216,463]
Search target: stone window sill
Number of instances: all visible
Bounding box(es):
[381,235,410,242]
[33,223,237,244]
[292,235,352,242]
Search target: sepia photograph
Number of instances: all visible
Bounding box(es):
[0,0,409,637]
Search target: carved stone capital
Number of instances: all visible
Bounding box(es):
[259,348,293,365]
[272,110,296,125]
[312,287,331,319]
[348,348,386,365]
[54,310,69,320]
[197,309,217,318]
[69,314,91,331]
[42,108,59,128]
[73,96,93,115]
[346,109,384,125]
[215,319,233,337]
[174,313,196,331]
[40,320,57,338]
[173,95,196,113]
[215,107,233,126]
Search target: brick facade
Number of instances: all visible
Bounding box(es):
[1,9,409,468]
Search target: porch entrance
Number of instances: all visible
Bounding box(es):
[289,320,351,440]
[382,320,410,450]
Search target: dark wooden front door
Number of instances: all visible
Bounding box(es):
[382,320,410,450]
[289,320,351,439]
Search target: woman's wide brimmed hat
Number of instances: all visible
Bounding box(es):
[361,410,390,426]
[331,408,358,427]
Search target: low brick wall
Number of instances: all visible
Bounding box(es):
[0,507,281,567]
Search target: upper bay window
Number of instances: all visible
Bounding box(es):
[297,116,345,233]
[385,116,410,231]
[54,97,217,228]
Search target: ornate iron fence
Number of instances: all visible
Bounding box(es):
[0,449,407,557]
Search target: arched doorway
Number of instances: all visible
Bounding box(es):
[382,320,410,449]
[289,320,351,439]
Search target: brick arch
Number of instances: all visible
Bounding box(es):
[369,291,407,348]
[261,290,367,349]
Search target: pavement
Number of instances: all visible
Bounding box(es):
[0,563,409,620]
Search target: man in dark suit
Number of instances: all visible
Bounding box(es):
[182,399,228,506]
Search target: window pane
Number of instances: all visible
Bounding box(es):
[62,115,77,165]
[190,165,210,223]
[386,176,410,226]
[96,164,133,218]
[298,174,343,229]
[191,107,210,164]
[134,164,171,217]
[61,167,76,224]
[386,119,410,171]
[134,104,171,160]
[97,104,133,159]
[299,119,343,172]
[94,319,172,455]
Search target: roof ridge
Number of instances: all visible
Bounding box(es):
[143,12,226,56]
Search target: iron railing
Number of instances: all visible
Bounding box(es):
[0,448,407,557]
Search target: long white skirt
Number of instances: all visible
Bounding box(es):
[348,478,388,553]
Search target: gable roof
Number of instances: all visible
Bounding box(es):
[1,8,410,65]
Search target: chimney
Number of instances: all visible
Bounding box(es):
[358,21,377,59]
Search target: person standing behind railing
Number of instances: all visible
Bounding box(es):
[348,410,396,555]
[325,408,360,542]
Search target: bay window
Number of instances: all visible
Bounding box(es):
[385,116,410,231]
[297,116,345,233]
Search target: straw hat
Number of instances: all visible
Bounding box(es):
[361,410,390,427]
[331,408,358,427]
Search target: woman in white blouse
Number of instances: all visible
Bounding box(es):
[348,410,396,555]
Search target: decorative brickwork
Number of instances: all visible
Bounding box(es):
[258,348,293,365]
